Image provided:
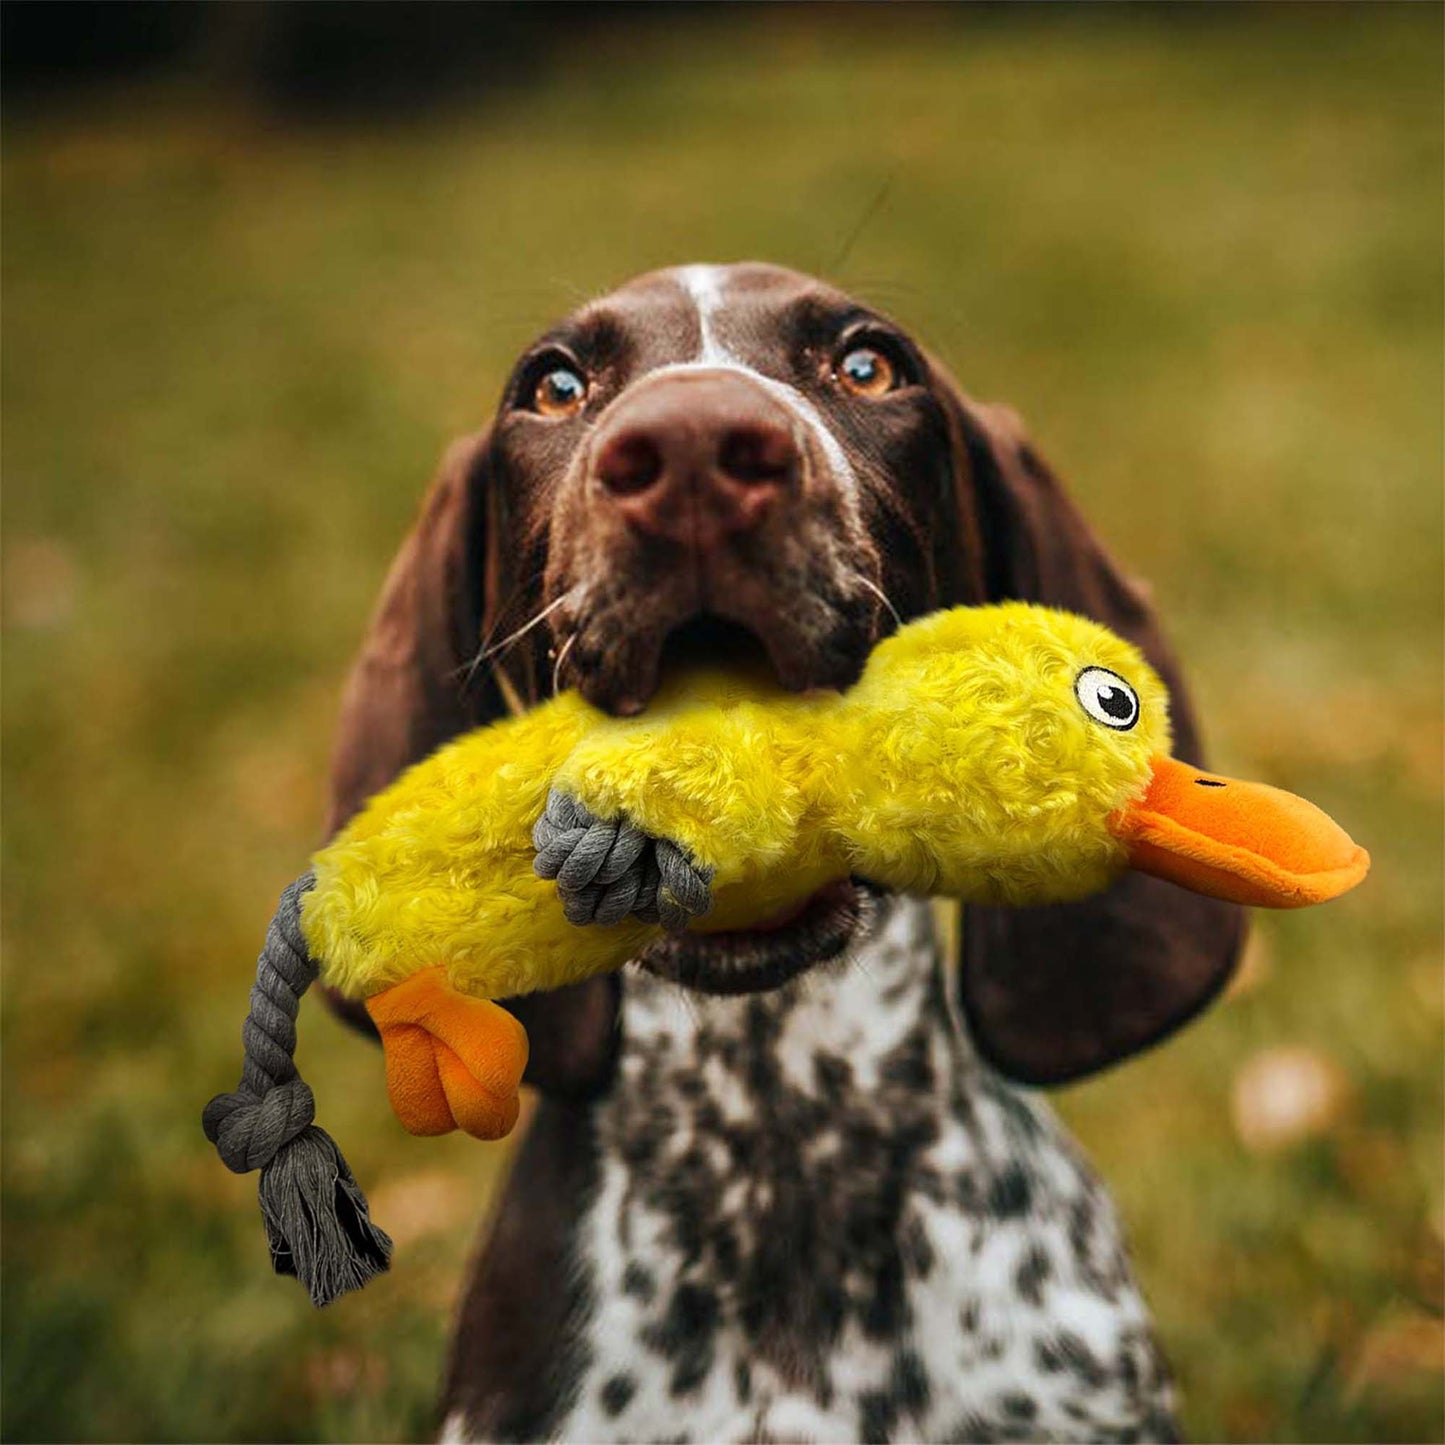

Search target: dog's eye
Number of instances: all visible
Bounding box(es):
[1075,667,1140,731]
[835,346,898,398]
[531,365,588,418]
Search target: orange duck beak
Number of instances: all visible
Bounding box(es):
[1109,757,1370,909]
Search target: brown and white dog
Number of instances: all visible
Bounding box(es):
[323,264,1243,1443]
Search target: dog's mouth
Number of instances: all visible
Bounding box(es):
[657,613,778,685]
[643,608,857,711]
[553,586,880,716]
[638,877,879,996]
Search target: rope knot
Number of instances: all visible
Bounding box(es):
[203,1078,316,1173]
[532,787,713,932]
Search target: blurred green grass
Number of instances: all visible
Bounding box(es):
[2,8,1441,1441]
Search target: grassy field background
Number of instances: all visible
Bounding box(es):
[3,7,1441,1441]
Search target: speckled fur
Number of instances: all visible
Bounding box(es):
[442,897,1178,1444]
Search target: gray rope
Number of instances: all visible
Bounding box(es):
[532,788,714,933]
[202,871,391,1307]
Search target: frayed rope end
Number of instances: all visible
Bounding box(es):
[260,1125,392,1307]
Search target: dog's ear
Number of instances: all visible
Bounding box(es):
[931,366,1246,1084]
[326,431,499,828]
[323,429,620,1100]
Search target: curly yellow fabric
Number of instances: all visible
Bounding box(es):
[303,603,1168,1001]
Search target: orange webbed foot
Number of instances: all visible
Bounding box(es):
[365,967,529,1141]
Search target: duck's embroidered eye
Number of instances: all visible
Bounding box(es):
[1076,667,1139,731]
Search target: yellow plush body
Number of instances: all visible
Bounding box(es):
[302,604,1170,1003]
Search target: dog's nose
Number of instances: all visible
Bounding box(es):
[592,372,798,547]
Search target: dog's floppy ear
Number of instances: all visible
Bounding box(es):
[933,370,1246,1084]
[326,431,499,826]
[323,429,620,1100]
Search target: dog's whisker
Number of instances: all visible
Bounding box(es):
[551,631,579,697]
[481,589,575,662]
[853,572,903,630]
[457,589,577,684]
[456,567,549,684]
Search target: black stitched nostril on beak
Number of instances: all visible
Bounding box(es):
[1195,779,1226,788]
[596,433,664,496]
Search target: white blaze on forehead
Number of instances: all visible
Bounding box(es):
[680,263,733,364]
[671,265,857,490]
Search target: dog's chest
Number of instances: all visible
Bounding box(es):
[547,901,1176,1444]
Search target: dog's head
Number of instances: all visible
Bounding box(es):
[327,263,1243,1092]
[504,264,979,716]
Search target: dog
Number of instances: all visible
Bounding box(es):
[322,264,1244,1443]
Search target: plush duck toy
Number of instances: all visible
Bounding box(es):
[204,602,1368,1304]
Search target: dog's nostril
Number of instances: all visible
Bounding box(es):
[596,434,664,495]
[718,426,794,486]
